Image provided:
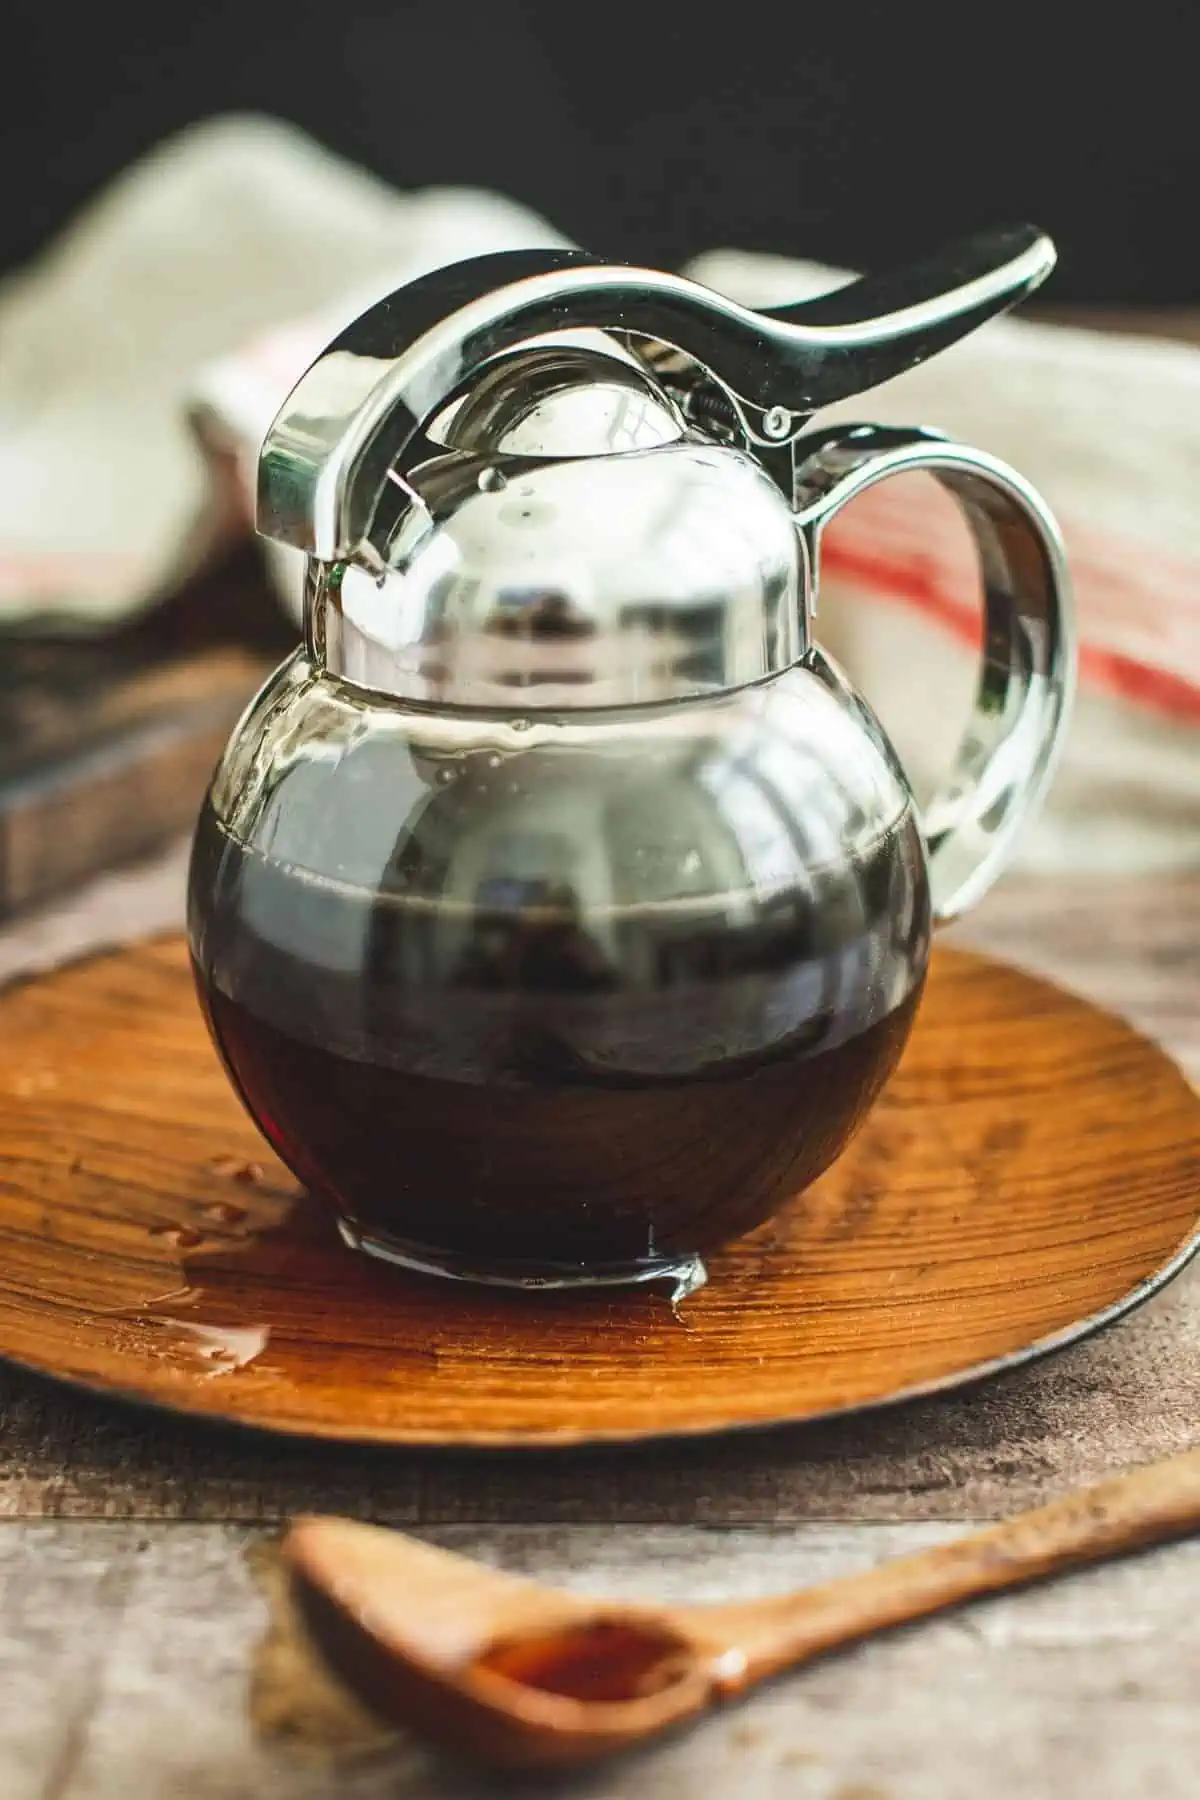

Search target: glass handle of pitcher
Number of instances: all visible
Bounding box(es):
[793,424,1076,927]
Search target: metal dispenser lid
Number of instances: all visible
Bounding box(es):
[259,227,1055,708]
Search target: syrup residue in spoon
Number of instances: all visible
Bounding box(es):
[474,1618,695,1704]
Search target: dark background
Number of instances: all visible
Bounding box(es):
[4,0,1199,301]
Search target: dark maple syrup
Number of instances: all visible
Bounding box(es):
[189,799,926,1277]
[475,1619,693,1703]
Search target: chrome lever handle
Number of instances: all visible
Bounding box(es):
[258,227,1055,561]
[762,223,1054,405]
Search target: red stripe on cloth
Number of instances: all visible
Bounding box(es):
[823,477,1200,622]
[821,541,1200,724]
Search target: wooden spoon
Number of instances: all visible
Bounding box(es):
[283,1447,1200,1771]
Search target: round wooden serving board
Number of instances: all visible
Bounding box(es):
[0,938,1197,1447]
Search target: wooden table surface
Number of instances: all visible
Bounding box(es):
[0,861,1196,1800]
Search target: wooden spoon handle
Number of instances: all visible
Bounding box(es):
[705,1446,1200,1686]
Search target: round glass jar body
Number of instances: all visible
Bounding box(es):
[187,649,930,1290]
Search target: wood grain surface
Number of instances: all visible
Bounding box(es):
[3,1519,1200,1800]
[270,1447,1200,1772]
[0,935,1196,1448]
[0,643,262,918]
[0,865,1193,1799]
[0,553,282,919]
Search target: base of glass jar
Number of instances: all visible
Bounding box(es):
[335,1216,708,1300]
